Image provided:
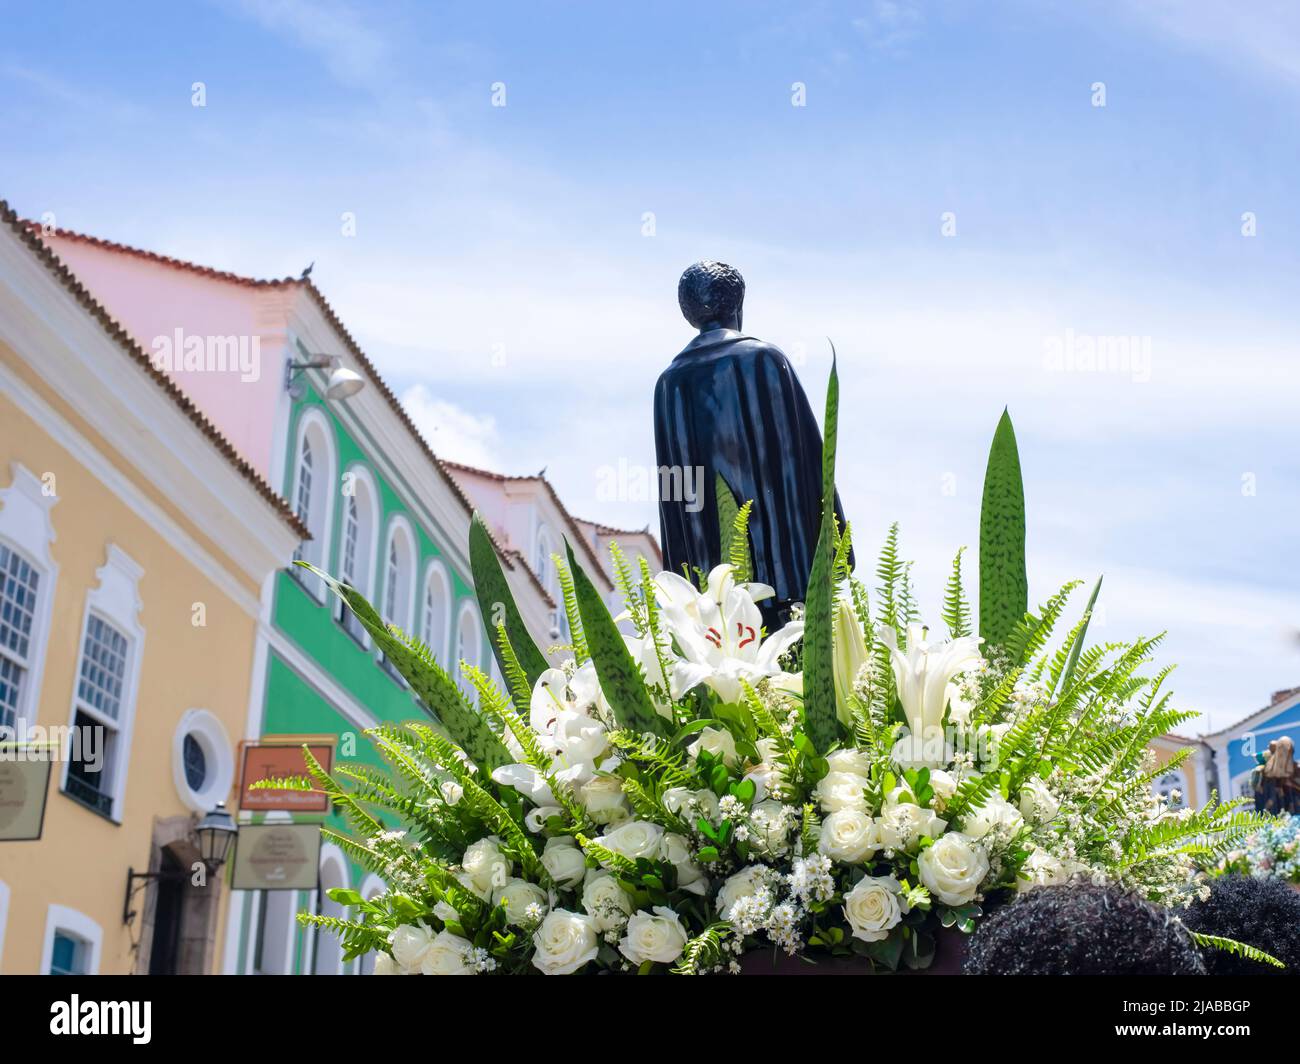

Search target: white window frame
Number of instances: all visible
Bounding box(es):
[455,599,483,697]
[380,516,417,633]
[172,708,235,815]
[60,544,145,823]
[40,904,103,975]
[420,558,452,666]
[0,463,58,734]
[335,464,379,647]
[312,843,350,976]
[289,407,337,603]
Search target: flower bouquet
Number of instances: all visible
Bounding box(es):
[1215,813,1300,885]
[293,363,1272,975]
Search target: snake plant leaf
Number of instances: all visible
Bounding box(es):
[803,349,842,755]
[295,560,512,773]
[979,408,1028,648]
[563,540,668,738]
[470,513,549,687]
[1058,575,1103,693]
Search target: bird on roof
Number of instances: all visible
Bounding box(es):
[537,465,547,477]
[300,261,314,279]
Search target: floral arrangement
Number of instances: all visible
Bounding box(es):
[1216,813,1300,884]
[294,364,1271,975]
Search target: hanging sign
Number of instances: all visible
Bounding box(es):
[0,742,55,842]
[237,736,335,813]
[230,821,323,891]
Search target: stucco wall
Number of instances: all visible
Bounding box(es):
[0,376,260,974]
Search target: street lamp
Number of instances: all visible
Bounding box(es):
[195,800,238,869]
[285,355,365,401]
[123,801,239,926]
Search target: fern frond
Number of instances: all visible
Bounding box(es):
[553,555,589,664]
[942,546,972,638]
[672,923,732,974]
[1186,931,1284,969]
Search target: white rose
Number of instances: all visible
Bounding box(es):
[541,837,587,889]
[816,771,870,813]
[439,780,463,805]
[580,774,629,824]
[961,795,1023,841]
[843,875,908,942]
[659,832,708,894]
[826,748,872,776]
[530,909,599,975]
[524,805,563,834]
[493,877,550,925]
[619,906,688,965]
[716,864,769,920]
[1020,847,1070,889]
[459,837,511,900]
[663,787,719,822]
[581,872,633,931]
[819,808,880,864]
[688,726,738,767]
[928,770,958,804]
[594,819,664,861]
[372,951,401,975]
[1018,778,1060,824]
[878,801,946,852]
[421,929,476,975]
[389,922,435,972]
[918,832,989,906]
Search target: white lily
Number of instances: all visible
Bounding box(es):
[656,564,803,704]
[832,593,870,727]
[878,623,983,738]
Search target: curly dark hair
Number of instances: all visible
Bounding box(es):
[677,260,745,329]
[963,884,1205,975]
[1182,874,1300,975]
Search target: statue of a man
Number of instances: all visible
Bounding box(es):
[653,261,852,626]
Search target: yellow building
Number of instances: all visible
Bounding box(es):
[0,204,302,973]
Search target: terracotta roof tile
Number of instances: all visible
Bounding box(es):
[22,217,554,606]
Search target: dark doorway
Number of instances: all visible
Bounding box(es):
[148,849,185,974]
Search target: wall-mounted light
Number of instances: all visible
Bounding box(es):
[123,801,238,926]
[285,355,365,401]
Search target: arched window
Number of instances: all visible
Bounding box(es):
[455,601,482,699]
[357,875,386,976]
[313,846,349,975]
[534,525,554,596]
[421,560,452,665]
[379,518,416,683]
[289,409,336,601]
[336,466,378,645]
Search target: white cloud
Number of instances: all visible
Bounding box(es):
[399,384,502,470]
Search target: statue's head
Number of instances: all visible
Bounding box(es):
[678,260,745,331]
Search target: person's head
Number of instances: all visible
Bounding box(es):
[1182,874,1300,975]
[963,883,1205,975]
[678,261,745,331]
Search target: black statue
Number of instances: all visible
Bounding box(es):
[654,261,852,627]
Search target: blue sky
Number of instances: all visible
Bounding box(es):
[2,0,1297,731]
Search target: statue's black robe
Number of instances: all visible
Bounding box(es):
[653,329,852,623]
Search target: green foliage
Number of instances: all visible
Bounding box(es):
[469,513,549,686]
[553,554,590,662]
[298,561,512,773]
[979,409,1028,647]
[803,349,842,755]
[942,546,971,638]
[1186,931,1284,970]
[565,539,668,737]
[672,924,732,975]
[715,473,755,583]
